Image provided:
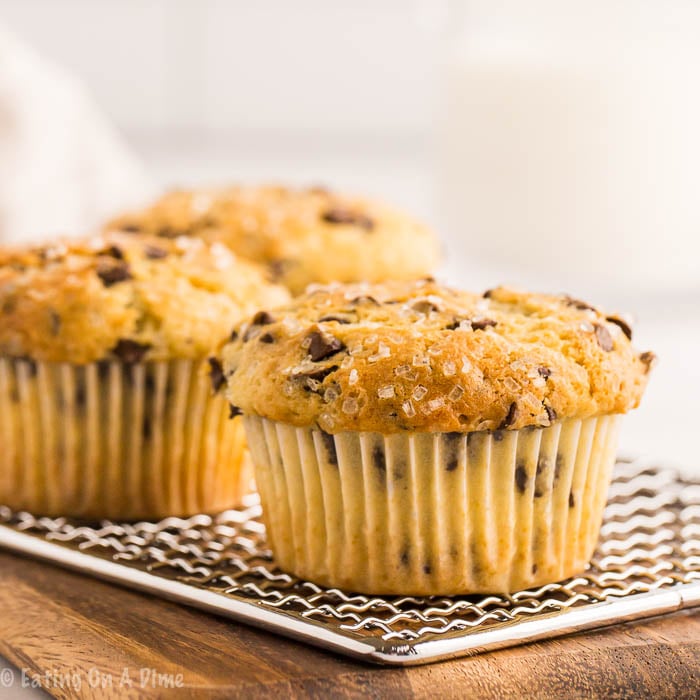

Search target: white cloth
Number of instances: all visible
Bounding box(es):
[0,25,153,243]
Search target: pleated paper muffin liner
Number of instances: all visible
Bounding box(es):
[0,357,252,520]
[243,414,622,595]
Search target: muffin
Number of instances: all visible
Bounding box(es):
[220,280,655,595]
[0,232,289,519]
[105,184,441,294]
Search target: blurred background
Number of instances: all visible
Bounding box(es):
[0,0,698,470]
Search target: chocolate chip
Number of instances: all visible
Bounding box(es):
[307,331,345,362]
[101,245,124,260]
[492,430,504,442]
[499,402,518,429]
[321,208,374,230]
[228,403,242,419]
[318,314,353,325]
[292,364,338,382]
[445,317,466,330]
[208,357,225,392]
[243,314,274,341]
[639,351,657,373]
[423,564,432,575]
[96,260,132,287]
[444,432,461,471]
[49,310,61,336]
[251,311,275,326]
[320,431,338,466]
[229,329,239,342]
[569,492,575,508]
[537,366,552,379]
[593,323,614,352]
[482,289,495,298]
[515,465,528,493]
[544,405,557,423]
[555,453,564,481]
[144,244,168,260]
[1,297,15,314]
[372,445,386,472]
[532,564,538,575]
[411,300,439,314]
[157,226,181,239]
[606,315,632,341]
[563,295,596,311]
[259,332,275,344]
[112,339,151,363]
[471,317,497,331]
[120,224,141,233]
[268,259,288,282]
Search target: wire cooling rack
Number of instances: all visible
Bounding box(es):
[1,456,699,666]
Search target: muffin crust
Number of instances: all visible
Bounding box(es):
[221,281,655,433]
[105,185,441,294]
[0,232,289,364]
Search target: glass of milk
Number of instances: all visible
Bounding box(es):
[435,0,700,299]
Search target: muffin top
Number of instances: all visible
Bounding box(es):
[0,232,290,364]
[105,185,441,294]
[221,280,655,434]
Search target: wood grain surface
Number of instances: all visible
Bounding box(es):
[0,550,698,699]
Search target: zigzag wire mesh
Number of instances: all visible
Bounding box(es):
[1,457,698,660]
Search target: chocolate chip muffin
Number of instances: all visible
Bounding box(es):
[220,280,655,594]
[0,233,289,519]
[105,185,441,294]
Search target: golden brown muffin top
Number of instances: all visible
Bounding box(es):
[0,232,290,364]
[105,184,441,294]
[221,281,655,434]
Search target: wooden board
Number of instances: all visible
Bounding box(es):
[0,550,698,699]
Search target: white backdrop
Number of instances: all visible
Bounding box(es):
[0,0,698,471]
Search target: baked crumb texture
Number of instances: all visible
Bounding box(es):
[0,232,290,364]
[222,281,655,434]
[106,185,441,294]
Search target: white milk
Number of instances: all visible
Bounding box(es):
[436,1,700,296]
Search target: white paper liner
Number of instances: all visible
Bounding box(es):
[243,414,622,595]
[0,358,252,519]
